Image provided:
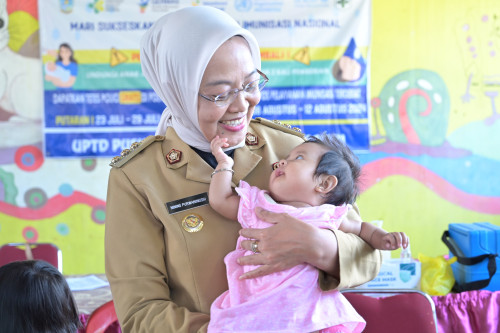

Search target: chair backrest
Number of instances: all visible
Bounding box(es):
[342,289,438,333]
[85,300,120,333]
[0,243,62,273]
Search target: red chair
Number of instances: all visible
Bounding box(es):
[341,289,438,333]
[0,242,62,272]
[85,300,120,333]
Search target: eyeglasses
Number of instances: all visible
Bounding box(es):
[199,69,269,107]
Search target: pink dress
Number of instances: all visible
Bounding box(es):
[208,181,366,333]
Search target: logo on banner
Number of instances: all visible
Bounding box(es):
[110,48,128,67]
[235,0,252,11]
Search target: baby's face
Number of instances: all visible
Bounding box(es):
[268,142,328,205]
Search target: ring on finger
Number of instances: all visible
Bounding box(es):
[251,241,259,254]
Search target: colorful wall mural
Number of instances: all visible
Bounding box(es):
[0,0,499,275]
[0,0,109,274]
[359,0,500,260]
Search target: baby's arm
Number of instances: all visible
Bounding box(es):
[339,219,409,250]
[208,136,240,221]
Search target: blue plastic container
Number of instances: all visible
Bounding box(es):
[448,222,500,291]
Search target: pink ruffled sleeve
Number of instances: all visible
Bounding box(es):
[235,180,260,228]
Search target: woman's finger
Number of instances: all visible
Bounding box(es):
[239,228,264,241]
[237,252,264,266]
[240,239,263,253]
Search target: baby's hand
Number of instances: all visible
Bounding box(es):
[381,232,409,250]
[210,136,234,167]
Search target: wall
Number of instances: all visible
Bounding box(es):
[359,0,500,259]
[0,0,499,274]
[0,0,108,274]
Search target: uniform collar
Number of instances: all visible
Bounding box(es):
[163,127,264,186]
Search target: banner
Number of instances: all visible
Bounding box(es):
[39,0,370,157]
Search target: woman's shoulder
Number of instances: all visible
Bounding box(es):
[248,118,306,151]
[108,135,165,168]
[249,117,305,140]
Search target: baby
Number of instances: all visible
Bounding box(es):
[207,133,408,333]
[45,62,72,83]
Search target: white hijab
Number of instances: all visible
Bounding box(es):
[140,6,261,152]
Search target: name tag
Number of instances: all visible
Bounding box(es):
[166,193,209,214]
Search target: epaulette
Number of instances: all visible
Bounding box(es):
[109,135,164,168]
[251,117,305,139]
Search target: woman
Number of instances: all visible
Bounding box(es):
[45,43,78,88]
[105,6,381,332]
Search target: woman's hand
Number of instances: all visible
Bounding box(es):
[238,207,339,279]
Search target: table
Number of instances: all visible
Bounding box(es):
[68,274,113,315]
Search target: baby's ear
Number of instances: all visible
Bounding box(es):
[315,175,337,194]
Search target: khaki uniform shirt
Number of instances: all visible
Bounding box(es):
[105,118,381,333]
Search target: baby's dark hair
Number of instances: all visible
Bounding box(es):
[0,260,81,333]
[307,133,361,206]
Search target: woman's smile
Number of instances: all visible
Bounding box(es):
[219,116,246,132]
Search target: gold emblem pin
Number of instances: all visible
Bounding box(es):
[245,133,258,146]
[166,149,182,164]
[182,214,204,233]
